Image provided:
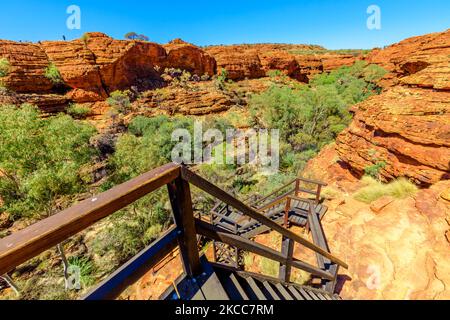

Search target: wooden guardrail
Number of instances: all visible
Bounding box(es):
[0,163,345,299]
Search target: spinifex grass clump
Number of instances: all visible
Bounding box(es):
[354,176,418,203]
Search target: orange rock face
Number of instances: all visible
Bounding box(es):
[0,33,216,107]
[336,29,450,186]
[205,45,266,80]
[205,44,363,81]
[0,41,53,92]
[164,42,216,76]
[323,181,450,300]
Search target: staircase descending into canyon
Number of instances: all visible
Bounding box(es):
[0,163,347,300]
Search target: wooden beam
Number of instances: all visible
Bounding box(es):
[195,219,334,280]
[83,227,179,300]
[167,176,202,277]
[279,236,294,282]
[0,163,181,276]
[182,167,348,269]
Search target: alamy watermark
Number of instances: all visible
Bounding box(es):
[367,5,381,30]
[171,122,280,173]
[66,5,81,30]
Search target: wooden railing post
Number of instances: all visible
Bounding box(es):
[284,197,292,228]
[295,179,300,197]
[316,185,322,205]
[279,236,294,283]
[167,176,202,277]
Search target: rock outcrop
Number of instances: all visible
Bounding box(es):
[335,29,450,185]
[205,44,360,81]
[164,42,216,77]
[133,79,268,116]
[0,33,216,108]
[0,41,53,92]
[321,180,450,300]
[205,45,265,80]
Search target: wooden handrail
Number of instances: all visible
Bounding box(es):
[182,167,348,269]
[297,177,328,187]
[249,178,297,207]
[0,163,181,276]
[0,161,343,300]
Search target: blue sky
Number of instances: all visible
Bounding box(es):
[0,0,448,49]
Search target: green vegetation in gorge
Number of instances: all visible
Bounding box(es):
[107,90,132,115]
[0,105,96,221]
[0,61,387,300]
[66,104,91,119]
[249,61,387,175]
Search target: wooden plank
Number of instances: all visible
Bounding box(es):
[262,281,280,300]
[245,277,266,300]
[167,176,202,276]
[279,236,294,283]
[0,163,181,276]
[306,290,320,300]
[257,189,294,212]
[287,286,304,300]
[84,227,179,300]
[195,220,334,280]
[298,287,313,300]
[316,292,328,300]
[192,272,230,300]
[297,177,328,187]
[274,283,293,300]
[183,168,348,269]
[297,188,318,196]
[228,273,249,300]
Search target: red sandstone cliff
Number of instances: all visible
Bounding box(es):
[335,29,450,185]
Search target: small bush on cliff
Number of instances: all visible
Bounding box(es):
[354,176,418,203]
[44,62,63,85]
[107,90,132,114]
[0,104,97,220]
[0,58,10,77]
[67,104,91,119]
[364,161,387,180]
[215,68,228,91]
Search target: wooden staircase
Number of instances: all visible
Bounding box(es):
[0,163,347,300]
[161,257,340,301]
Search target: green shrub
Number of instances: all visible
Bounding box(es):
[92,199,170,264]
[364,161,387,180]
[107,90,131,114]
[45,62,63,84]
[354,177,418,203]
[0,104,96,220]
[0,58,10,77]
[67,104,91,119]
[67,256,96,288]
[80,33,90,44]
[215,68,228,91]
[249,61,386,175]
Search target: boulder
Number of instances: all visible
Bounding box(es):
[163,42,216,76]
